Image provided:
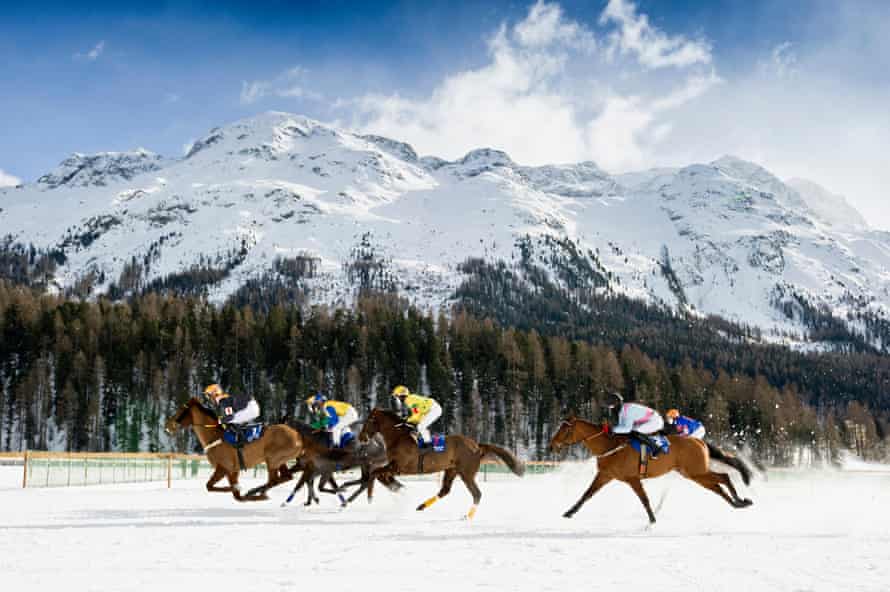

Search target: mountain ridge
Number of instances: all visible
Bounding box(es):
[2,111,888,350]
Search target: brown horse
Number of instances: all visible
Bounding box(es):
[550,416,753,523]
[282,421,394,507]
[359,408,525,519]
[164,398,303,501]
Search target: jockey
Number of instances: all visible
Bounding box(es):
[203,384,260,444]
[665,409,706,439]
[391,385,442,449]
[604,392,666,456]
[306,393,359,448]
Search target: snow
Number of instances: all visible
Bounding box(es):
[2,111,890,346]
[1,463,888,591]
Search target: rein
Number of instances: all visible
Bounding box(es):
[574,423,626,459]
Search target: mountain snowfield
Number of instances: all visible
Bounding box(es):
[2,111,890,346]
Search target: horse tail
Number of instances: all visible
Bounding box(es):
[479,443,526,477]
[706,441,752,486]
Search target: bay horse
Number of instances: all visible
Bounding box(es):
[281,422,393,507]
[358,408,525,519]
[164,398,303,501]
[550,416,753,522]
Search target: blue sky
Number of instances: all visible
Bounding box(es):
[2,1,889,226]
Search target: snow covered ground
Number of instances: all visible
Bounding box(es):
[1,463,888,591]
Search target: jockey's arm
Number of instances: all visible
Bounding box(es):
[324,406,339,428]
[217,396,236,424]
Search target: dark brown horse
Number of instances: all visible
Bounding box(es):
[550,416,753,522]
[282,422,393,507]
[359,408,525,519]
[164,398,303,501]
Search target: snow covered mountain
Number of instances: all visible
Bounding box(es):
[2,111,889,347]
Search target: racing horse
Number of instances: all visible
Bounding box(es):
[550,416,753,522]
[164,398,303,501]
[358,408,525,519]
[281,421,394,507]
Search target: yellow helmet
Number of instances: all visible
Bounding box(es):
[391,385,410,398]
[666,409,680,420]
[204,384,223,398]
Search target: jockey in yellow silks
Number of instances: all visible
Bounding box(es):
[306,393,358,448]
[391,385,442,448]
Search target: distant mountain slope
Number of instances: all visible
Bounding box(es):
[2,111,889,349]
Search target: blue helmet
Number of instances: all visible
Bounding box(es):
[306,392,327,408]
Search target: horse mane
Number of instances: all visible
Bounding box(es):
[371,408,402,422]
[174,398,217,423]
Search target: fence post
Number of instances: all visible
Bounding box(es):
[22,450,29,489]
[167,455,172,489]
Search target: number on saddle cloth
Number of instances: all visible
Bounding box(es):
[418,433,446,452]
[222,424,264,446]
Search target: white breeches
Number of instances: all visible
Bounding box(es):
[330,407,359,446]
[689,425,706,439]
[415,402,442,443]
[231,400,260,424]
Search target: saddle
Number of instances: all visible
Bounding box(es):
[628,434,670,476]
[222,423,264,471]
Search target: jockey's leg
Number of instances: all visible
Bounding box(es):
[417,403,442,444]
[690,426,706,439]
[231,400,260,424]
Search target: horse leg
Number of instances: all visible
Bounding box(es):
[563,472,612,519]
[282,471,310,507]
[416,468,457,512]
[625,478,657,524]
[229,472,265,502]
[205,466,233,493]
[687,473,749,508]
[458,471,483,520]
[319,474,347,507]
[713,471,753,507]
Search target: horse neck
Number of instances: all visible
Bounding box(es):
[188,407,221,447]
[573,420,613,455]
[372,414,404,449]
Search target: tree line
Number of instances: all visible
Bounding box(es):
[1,280,886,463]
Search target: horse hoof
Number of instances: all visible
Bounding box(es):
[416,503,426,512]
[562,511,574,519]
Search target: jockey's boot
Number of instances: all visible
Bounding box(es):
[634,432,663,457]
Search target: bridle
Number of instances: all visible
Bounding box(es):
[558,419,625,458]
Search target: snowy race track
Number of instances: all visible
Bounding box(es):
[1,463,888,592]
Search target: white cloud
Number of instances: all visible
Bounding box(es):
[240,66,322,105]
[74,40,105,62]
[351,1,715,170]
[759,41,798,79]
[514,0,595,51]
[599,0,711,68]
[0,169,22,188]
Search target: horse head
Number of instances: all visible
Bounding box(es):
[549,415,578,454]
[164,398,217,435]
[359,408,400,442]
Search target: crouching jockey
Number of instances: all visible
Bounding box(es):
[604,392,666,457]
[306,393,359,448]
[391,385,442,450]
[665,409,706,439]
[203,383,260,445]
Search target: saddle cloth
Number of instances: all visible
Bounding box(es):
[222,423,264,446]
[628,434,670,455]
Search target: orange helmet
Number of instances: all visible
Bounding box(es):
[666,409,680,421]
[204,384,224,400]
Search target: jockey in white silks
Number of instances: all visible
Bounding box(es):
[604,392,666,456]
